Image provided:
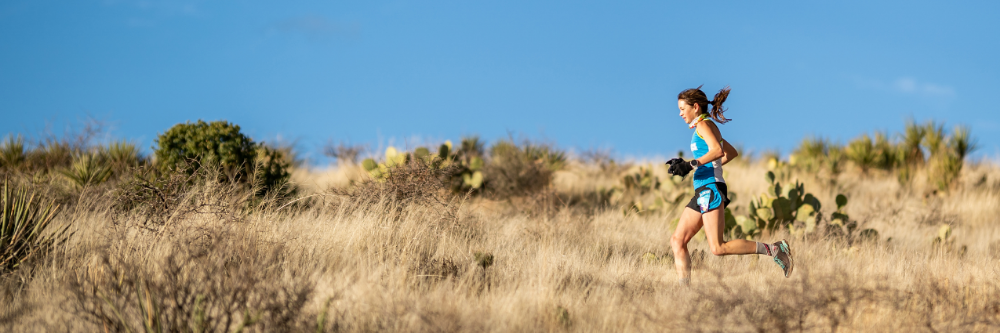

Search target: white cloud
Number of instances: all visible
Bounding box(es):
[267,15,360,39]
[853,75,955,98]
[893,77,917,93]
[919,82,955,97]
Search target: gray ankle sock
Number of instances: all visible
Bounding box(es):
[756,242,777,256]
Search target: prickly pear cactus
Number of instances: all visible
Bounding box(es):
[618,165,670,216]
[358,146,410,181]
[743,171,826,238]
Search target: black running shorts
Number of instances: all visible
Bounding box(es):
[685,182,731,213]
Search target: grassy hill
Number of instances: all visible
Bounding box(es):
[1,123,999,331]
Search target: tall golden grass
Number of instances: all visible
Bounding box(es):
[2,156,999,332]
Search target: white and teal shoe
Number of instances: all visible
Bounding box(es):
[773,240,794,278]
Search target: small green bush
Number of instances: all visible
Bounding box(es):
[153,120,290,196]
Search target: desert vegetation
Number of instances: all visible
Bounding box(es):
[1,119,999,332]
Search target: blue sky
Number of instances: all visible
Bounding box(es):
[2,1,998,163]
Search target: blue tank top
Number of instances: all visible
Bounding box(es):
[690,116,725,188]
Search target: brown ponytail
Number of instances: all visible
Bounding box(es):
[678,85,732,124]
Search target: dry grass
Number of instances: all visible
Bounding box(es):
[2,159,999,332]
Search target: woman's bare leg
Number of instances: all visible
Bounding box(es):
[670,207,704,281]
[701,205,757,256]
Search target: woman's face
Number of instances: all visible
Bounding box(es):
[678,100,700,123]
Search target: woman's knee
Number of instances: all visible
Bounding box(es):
[670,234,686,249]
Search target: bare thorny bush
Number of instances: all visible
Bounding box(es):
[111,160,294,231]
[45,162,312,332]
[66,223,314,332]
[326,159,468,225]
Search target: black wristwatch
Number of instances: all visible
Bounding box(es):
[689,159,701,167]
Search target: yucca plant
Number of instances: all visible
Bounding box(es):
[103,140,144,174]
[27,139,75,173]
[1,179,64,272]
[0,135,26,170]
[825,144,845,178]
[871,131,898,170]
[845,134,876,174]
[929,126,978,192]
[60,153,112,189]
[899,118,926,166]
[923,120,945,158]
[948,125,977,161]
[790,137,828,172]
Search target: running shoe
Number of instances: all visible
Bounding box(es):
[772,239,794,277]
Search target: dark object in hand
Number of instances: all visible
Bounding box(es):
[665,158,694,177]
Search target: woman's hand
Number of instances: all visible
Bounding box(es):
[666,158,696,177]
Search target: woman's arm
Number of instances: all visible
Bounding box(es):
[720,139,739,166]
[695,122,725,165]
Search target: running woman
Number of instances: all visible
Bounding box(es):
[665,86,793,285]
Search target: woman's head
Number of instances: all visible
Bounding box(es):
[677,85,732,124]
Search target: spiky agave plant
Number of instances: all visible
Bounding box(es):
[60,153,112,189]
[1,179,65,272]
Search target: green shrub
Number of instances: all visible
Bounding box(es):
[153,120,290,196]
[1,179,68,273]
[253,144,294,196]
